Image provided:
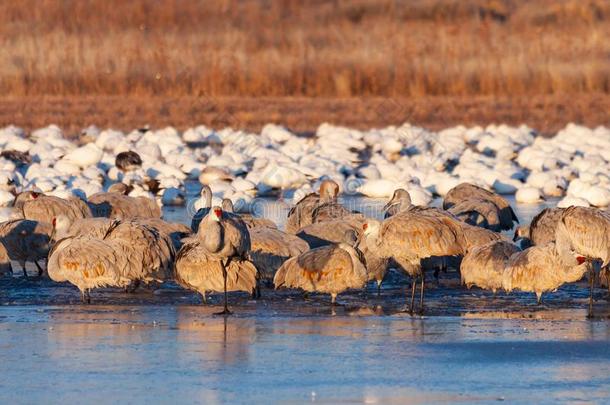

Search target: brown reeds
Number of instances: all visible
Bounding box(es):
[0,0,608,98]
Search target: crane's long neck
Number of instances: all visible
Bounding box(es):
[202,187,212,208]
[201,219,224,253]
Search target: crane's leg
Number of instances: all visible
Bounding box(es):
[376,279,382,297]
[81,289,91,304]
[125,280,140,293]
[587,264,594,319]
[201,291,207,304]
[331,293,337,305]
[418,273,425,315]
[21,260,28,279]
[34,261,45,277]
[215,258,233,316]
[409,277,417,315]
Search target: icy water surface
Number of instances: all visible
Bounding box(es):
[2,197,610,403]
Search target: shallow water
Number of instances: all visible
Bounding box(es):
[2,197,610,403]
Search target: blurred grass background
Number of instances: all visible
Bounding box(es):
[0,0,609,132]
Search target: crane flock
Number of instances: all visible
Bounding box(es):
[1,121,609,317]
[1,174,609,317]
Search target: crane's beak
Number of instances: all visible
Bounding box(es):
[383,197,396,211]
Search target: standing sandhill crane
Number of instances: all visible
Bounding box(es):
[502,242,589,304]
[285,179,340,233]
[191,185,213,233]
[0,219,51,277]
[443,182,519,231]
[115,151,142,172]
[47,220,175,303]
[221,198,278,230]
[22,194,92,224]
[248,226,309,284]
[274,230,367,304]
[513,207,565,247]
[555,206,610,316]
[461,240,520,293]
[88,191,161,219]
[175,239,257,306]
[363,213,464,314]
[177,206,251,315]
[296,218,363,249]
[383,189,412,218]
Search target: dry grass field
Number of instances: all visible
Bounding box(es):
[0,0,609,132]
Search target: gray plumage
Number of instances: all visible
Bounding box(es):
[22,194,92,224]
[221,198,278,230]
[88,192,161,219]
[555,206,610,267]
[296,218,363,249]
[514,207,565,246]
[443,182,519,231]
[47,220,175,302]
[273,230,368,303]
[285,179,340,233]
[248,226,309,282]
[383,188,412,218]
[176,207,255,311]
[503,242,589,302]
[461,240,520,293]
[0,219,52,276]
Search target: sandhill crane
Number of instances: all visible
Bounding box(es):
[175,239,257,305]
[246,226,309,285]
[53,214,191,251]
[273,230,367,304]
[12,190,40,210]
[503,242,589,304]
[555,206,610,316]
[178,206,251,315]
[513,207,564,246]
[221,198,277,230]
[115,151,142,172]
[461,240,520,293]
[311,202,365,224]
[363,213,464,314]
[285,179,339,233]
[383,189,412,218]
[356,221,390,295]
[0,242,10,276]
[88,191,161,219]
[47,220,175,303]
[0,219,51,277]
[443,182,519,231]
[22,194,92,224]
[191,185,213,233]
[296,218,363,249]
[107,182,134,195]
[447,198,502,231]
[131,217,192,250]
[51,215,116,241]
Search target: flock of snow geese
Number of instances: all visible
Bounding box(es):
[0,122,609,316]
